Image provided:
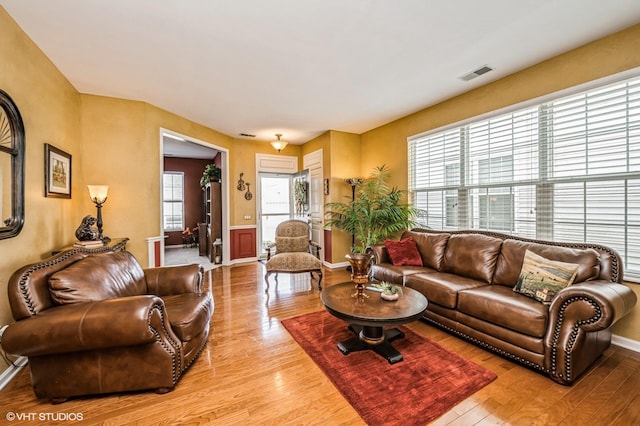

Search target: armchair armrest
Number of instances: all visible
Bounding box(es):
[2,295,180,357]
[544,280,637,383]
[144,264,203,295]
[265,242,276,260]
[310,241,322,259]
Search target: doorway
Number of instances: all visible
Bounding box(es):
[258,173,292,256]
[160,129,229,266]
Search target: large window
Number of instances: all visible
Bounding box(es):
[409,74,640,279]
[163,172,184,232]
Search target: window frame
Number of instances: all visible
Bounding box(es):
[162,171,185,232]
[408,68,640,281]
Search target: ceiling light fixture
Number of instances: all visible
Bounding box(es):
[270,134,288,152]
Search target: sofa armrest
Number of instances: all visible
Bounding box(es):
[544,280,637,383]
[144,264,203,295]
[2,295,180,357]
[549,281,636,331]
[368,244,389,264]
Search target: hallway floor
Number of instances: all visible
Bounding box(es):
[164,246,219,271]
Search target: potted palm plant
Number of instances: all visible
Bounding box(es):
[325,165,424,282]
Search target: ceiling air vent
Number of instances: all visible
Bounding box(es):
[239,133,256,138]
[459,65,493,82]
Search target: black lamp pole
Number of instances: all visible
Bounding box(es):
[344,178,363,271]
[95,201,105,241]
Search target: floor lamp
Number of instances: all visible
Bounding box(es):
[344,178,363,270]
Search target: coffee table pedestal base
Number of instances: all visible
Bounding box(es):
[337,325,405,364]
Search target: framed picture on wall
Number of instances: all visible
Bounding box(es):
[44,143,72,198]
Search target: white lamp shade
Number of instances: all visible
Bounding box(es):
[270,140,288,151]
[88,185,109,204]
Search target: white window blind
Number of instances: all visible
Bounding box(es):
[163,172,184,232]
[409,74,640,280]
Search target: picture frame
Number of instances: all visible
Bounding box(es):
[44,143,72,198]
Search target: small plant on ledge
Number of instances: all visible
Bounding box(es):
[200,164,222,186]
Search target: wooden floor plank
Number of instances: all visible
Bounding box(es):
[0,261,638,425]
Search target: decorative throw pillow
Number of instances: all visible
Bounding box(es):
[385,237,423,266]
[513,249,579,303]
[275,236,309,253]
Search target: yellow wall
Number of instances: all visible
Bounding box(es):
[79,95,235,260]
[302,130,363,263]
[0,7,81,341]
[231,138,302,225]
[359,23,640,340]
[327,131,361,263]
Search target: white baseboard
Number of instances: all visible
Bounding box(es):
[611,334,640,353]
[323,261,349,269]
[228,257,258,266]
[0,356,28,391]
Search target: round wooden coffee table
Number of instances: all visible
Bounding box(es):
[320,282,428,364]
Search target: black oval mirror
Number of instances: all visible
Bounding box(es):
[0,89,25,240]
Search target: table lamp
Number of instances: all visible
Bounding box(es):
[88,185,110,242]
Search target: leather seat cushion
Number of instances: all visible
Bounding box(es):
[405,272,487,309]
[457,285,548,338]
[370,263,433,285]
[163,292,213,342]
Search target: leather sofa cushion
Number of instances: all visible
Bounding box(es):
[370,263,432,285]
[163,292,213,342]
[493,239,601,287]
[442,234,503,283]
[402,230,450,270]
[49,252,147,305]
[457,285,548,338]
[405,272,487,309]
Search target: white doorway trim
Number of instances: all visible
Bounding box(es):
[303,149,324,261]
[159,128,230,266]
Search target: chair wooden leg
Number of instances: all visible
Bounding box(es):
[317,270,323,290]
[264,271,271,292]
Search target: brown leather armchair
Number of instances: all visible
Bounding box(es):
[1,250,213,402]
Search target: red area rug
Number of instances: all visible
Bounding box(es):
[282,310,496,426]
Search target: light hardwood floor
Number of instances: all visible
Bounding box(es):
[1,261,639,425]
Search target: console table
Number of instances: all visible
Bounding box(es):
[52,237,129,255]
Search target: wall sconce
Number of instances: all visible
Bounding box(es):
[87,185,110,242]
[270,134,288,152]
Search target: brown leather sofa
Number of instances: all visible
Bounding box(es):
[2,250,213,402]
[370,229,637,385]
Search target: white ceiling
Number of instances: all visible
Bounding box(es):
[2,1,640,150]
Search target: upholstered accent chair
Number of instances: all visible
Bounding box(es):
[264,220,323,291]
